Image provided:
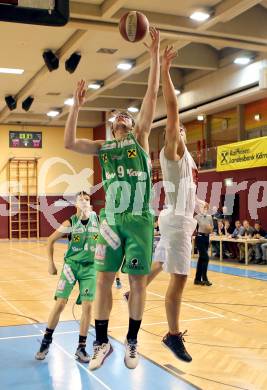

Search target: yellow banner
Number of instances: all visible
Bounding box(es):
[216,136,267,172]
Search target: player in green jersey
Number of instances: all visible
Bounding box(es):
[35,191,99,363]
[64,27,160,369]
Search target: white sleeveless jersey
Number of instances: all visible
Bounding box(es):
[160,147,198,217]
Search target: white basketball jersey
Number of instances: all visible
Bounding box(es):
[160,147,198,217]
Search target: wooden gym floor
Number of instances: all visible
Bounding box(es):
[0,240,267,390]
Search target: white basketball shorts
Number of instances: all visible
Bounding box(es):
[153,209,197,275]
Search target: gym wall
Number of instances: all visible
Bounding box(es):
[0,124,93,238]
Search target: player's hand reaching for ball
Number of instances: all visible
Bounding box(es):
[162,45,177,71]
[144,27,160,56]
[74,80,86,109]
[48,262,57,275]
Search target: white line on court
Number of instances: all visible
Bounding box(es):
[184,303,224,318]
[9,247,62,264]
[0,315,221,341]
[53,341,111,390]
[8,248,48,261]
[0,292,111,390]
[0,330,80,341]
[109,316,219,330]
[147,290,225,318]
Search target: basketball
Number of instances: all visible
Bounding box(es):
[119,11,149,42]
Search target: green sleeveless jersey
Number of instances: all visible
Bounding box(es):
[64,213,99,264]
[98,132,152,213]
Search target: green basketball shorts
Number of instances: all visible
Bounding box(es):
[55,260,96,304]
[94,209,154,275]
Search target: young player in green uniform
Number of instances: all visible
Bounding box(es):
[35,192,99,363]
[64,27,160,369]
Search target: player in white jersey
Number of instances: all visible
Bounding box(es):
[154,46,199,362]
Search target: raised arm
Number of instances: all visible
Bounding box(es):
[47,220,71,275]
[161,46,185,160]
[134,28,160,152]
[64,80,104,155]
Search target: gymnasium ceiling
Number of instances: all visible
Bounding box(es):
[1,0,267,127]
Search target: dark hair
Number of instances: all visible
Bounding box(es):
[76,191,90,198]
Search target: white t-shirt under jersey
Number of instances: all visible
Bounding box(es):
[160,147,198,217]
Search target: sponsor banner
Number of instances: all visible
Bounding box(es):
[217,136,267,172]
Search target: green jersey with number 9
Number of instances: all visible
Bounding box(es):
[98,132,152,213]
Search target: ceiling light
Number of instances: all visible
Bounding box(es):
[88,83,101,90]
[254,114,261,121]
[175,89,181,95]
[65,52,81,74]
[117,62,133,70]
[224,178,233,187]
[22,96,34,111]
[47,110,60,117]
[234,57,251,65]
[43,50,59,72]
[128,106,139,113]
[197,115,204,121]
[64,97,74,106]
[0,67,24,75]
[190,11,210,22]
[5,95,17,111]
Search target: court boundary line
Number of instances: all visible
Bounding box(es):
[109,316,219,329]
[52,341,111,390]
[0,316,220,340]
[9,248,61,265]
[191,260,267,282]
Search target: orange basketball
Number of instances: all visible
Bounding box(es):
[119,11,149,43]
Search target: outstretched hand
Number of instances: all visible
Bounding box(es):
[144,27,160,56]
[74,79,87,108]
[162,45,177,70]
